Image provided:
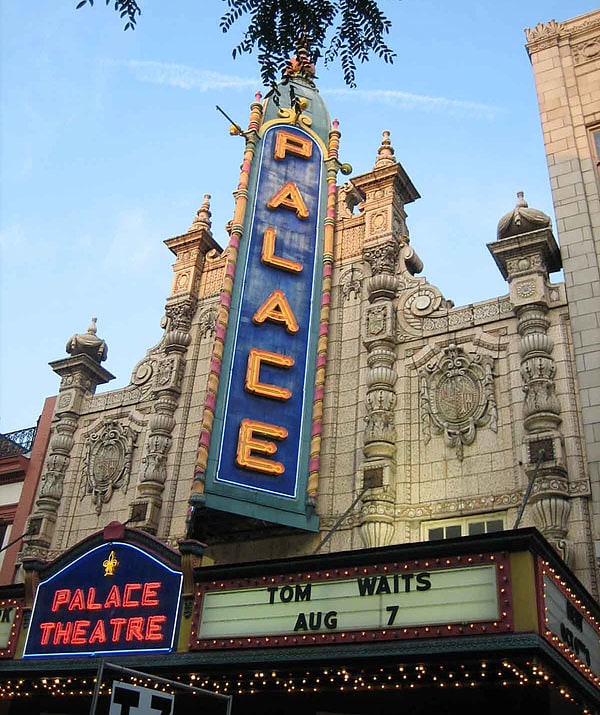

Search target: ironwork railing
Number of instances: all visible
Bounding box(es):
[0,426,37,457]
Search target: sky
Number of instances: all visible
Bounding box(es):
[1,0,597,434]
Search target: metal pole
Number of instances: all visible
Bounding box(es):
[88,658,105,715]
[513,450,545,529]
[312,487,368,555]
[0,528,34,554]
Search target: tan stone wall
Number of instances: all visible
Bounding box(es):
[526,10,600,569]
[19,72,599,597]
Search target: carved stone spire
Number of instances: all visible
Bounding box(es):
[373,130,396,170]
[188,194,212,233]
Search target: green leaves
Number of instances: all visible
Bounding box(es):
[221,0,395,88]
[76,0,141,30]
[75,0,395,86]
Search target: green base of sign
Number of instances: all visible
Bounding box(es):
[200,493,320,534]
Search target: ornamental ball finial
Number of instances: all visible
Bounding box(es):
[497,191,551,239]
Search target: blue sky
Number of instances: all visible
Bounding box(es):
[1,1,597,433]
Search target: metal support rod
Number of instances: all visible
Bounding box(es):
[0,528,34,554]
[88,659,105,715]
[513,450,546,530]
[312,486,368,555]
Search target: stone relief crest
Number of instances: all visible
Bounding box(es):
[419,344,497,460]
[366,305,388,336]
[80,421,136,513]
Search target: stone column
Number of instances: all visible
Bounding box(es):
[130,197,220,533]
[352,132,420,548]
[130,299,194,533]
[23,352,114,556]
[360,240,399,547]
[489,195,570,561]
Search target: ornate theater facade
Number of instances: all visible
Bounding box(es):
[0,9,599,715]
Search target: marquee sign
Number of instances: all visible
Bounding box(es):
[23,542,182,658]
[191,553,512,649]
[540,562,600,686]
[0,599,21,658]
[203,117,328,531]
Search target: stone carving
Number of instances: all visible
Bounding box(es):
[337,182,364,218]
[198,306,218,338]
[370,211,388,233]
[336,225,365,261]
[66,317,108,363]
[448,308,473,327]
[366,305,388,336]
[497,192,551,239]
[420,344,497,460]
[363,241,399,276]
[516,280,536,299]
[39,422,76,501]
[339,266,363,301]
[142,433,172,485]
[131,358,156,387]
[80,421,136,513]
[396,281,453,341]
[165,298,196,333]
[360,234,400,547]
[531,495,571,563]
[573,38,600,63]
[525,20,564,44]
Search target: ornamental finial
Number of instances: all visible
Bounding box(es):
[66,317,108,363]
[284,34,316,83]
[374,130,396,169]
[189,194,212,233]
[496,191,551,239]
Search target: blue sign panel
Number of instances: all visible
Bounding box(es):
[204,124,325,530]
[23,542,182,658]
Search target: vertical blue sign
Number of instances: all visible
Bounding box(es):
[204,124,325,530]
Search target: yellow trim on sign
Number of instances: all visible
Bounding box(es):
[510,551,539,633]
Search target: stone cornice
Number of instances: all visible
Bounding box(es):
[525,10,600,55]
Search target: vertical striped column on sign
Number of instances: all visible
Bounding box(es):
[307,119,341,505]
[191,94,264,502]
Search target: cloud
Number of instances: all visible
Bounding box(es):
[325,88,502,119]
[120,60,257,92]
[117,60,501,118]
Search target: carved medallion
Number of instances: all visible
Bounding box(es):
[419,345,497,460]
[80,421,136,513]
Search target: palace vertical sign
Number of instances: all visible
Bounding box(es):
[204,121,326,530]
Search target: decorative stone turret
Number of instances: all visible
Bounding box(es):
[488,193,571,561]
[23,320,114,557]
[356,132,420,548]
[129,196,221,534]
